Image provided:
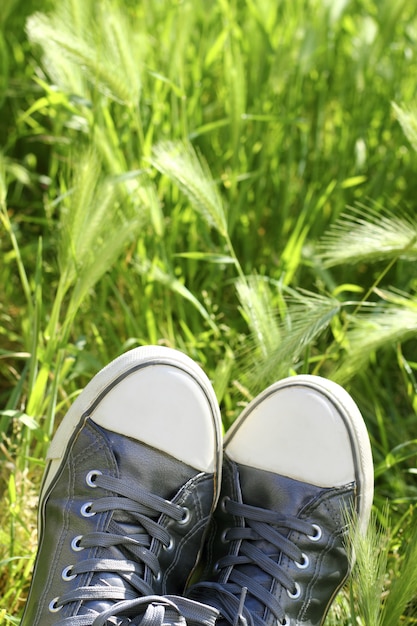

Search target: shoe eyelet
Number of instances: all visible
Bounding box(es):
[163,537,175,552]
[278,618,289,626]
[308,524,322,542]
[49,597,62,613]
[62,565,77,581]
[287,582,301,600]
[80,502,96,517]
[71,535,84,552]
[213,560,221,575]
[220,528,229,544]
[86,470,102,487]
[295,553,309,569]
[178,507,190,525]
[153,571,162,582]
[220,496,230,513]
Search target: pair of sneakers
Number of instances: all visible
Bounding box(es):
[20,345,374,626]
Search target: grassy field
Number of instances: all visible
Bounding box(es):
[2,0,417,623]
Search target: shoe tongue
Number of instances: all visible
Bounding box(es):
[100,422,197,500]
[237,462,324,515]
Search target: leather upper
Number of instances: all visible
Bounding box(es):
[21,418,216,625]
[194,456,356,626]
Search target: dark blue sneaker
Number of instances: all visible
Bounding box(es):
[189,375,373,626]
[21,346,222,626]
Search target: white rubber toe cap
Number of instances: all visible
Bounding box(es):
[45,346,222,494]
[225,375,374,531]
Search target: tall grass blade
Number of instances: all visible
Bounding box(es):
[26,0,142,105]
[150,141,228,238]
[380,512,417,626]
[392,102,417,152]
[333,295,417,383]
[134,258,216,330]
[235,275,281,358]
[0,158,32,318]
[222,21,246,161]
[245,289,341,389]
[317,205,417,267]
[348,506,390,626]
[57,149,145,323]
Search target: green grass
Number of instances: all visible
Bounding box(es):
[2,0,417,622]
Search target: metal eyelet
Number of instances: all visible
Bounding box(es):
[153,571,162,582]
[178,507,190,525]
[62,565,77,581]
[163,537,175,552]
[86,470,102,487]
[49,597,62,613]
[71,535,84,552]
[287,582,301,600]
[220,496,230,513]
[308,524,322,542]
[295,553,309,569]
[80,502,96,517]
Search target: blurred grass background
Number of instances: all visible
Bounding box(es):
[2,0,417,623]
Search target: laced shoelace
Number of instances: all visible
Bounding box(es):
[190,497,320,626]
[50,471,192,625]
[53,595,219,626]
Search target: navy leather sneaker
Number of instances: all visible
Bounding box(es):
[189,375,374,626]
[20,346,222,626]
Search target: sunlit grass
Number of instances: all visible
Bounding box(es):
[2,0,417,622]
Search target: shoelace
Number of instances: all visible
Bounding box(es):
[190,497,320,626]
[51,471,191,625]
[54,595,219,626]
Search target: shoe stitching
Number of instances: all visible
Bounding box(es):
[70,422,117,617]
[33,422,116,624]
[164,516,213,587]
[161,474,215,588]
[295,523,335,623]
[296,490,354,623]
[186,474,207,521]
